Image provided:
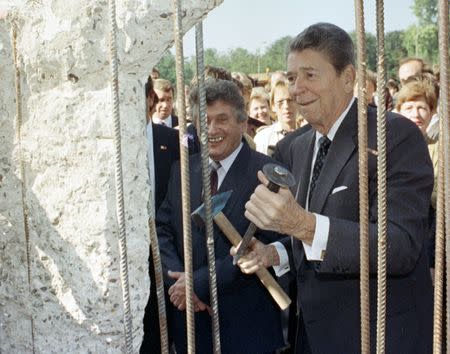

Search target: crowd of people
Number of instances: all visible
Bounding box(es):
[141,22,442,354]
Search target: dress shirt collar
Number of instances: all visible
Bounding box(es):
[153,114,172,127]
[209,141,243,174]
[209,141,244,188]
[314,97,355,143]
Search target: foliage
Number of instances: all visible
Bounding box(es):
[412,0,438,25]
[156,51,195,87]
[261,36,293,73]
[349,31,377,72]
[156,0,444,87]
[384,31,408,79]
[403,24,439,64]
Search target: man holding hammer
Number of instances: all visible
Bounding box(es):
[157,79,285,353]
[232,23,433,354]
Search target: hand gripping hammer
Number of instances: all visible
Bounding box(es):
[191,190,291,310]
[233,163,296,264]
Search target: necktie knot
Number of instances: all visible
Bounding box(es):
[210,160,221,172]
[319,135,331,151]
[308,136,331,206]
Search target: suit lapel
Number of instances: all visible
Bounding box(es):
[218,142,251,214]
[190,155,204,211]
[293,130,316,208]
[309,102,357,213]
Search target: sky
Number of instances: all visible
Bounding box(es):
[183,0,417,57]
[0,0,418,57]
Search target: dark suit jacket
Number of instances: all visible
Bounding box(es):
[273,123,311,167]
[157,141,284,354]
[141,123,179,354]
[281,102,433,354]
[171,114,179,128]
[152,123,180,211]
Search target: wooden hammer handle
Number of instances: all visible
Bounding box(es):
[214,212,291,310]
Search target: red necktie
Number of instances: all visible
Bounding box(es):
[210,161,221,195]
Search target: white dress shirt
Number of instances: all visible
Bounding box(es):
[274,97,355,275]
[146,123,156,214]
[210,142,243,188]
[153,114,173,128]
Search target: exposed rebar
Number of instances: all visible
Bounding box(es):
[354,1,370,353]
[195,21,222,354]
[107,0,133,351]
[10,19,36,354]
[375,1,388,353]
[172,0,196,352]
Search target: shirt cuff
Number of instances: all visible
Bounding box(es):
[302,214,330,261]
[271,241,290,277]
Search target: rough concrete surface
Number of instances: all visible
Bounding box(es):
[0,0,222,352]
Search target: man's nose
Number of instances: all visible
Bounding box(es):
[208,121,217,134]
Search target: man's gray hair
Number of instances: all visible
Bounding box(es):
[190,79,247,125]
[288,22,355,74]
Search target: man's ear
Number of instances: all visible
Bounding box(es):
[342,65,356,94]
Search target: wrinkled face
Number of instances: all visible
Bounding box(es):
[249,98,271,124]
[286,49,354,133]
[399,61,422,85]
[207,100,246,161]
[399,96,432,135]
[153,89,173,119]
[272,86,298,127]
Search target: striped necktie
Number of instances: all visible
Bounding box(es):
[308,136,331,206]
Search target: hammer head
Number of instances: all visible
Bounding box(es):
[191,190,233,227]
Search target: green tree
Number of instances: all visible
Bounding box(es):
[226,47,257,73]
[156,51,176,84]
[403,24,439,63]
[262,36,293,73]
[349,31,377,71]
[384,31,408,79]
[412,0,438,25]
[402,0,449,65]
[155,51,195,87]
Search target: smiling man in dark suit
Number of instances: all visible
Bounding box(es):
[233,23,433,354]
[157,79,284,354]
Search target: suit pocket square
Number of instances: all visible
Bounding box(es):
[331,186,348,195]
[160,145,168,151]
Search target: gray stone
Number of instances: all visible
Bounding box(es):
[0,0,221,352]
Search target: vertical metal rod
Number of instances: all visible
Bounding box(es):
[11,20,36,354]
[107,0,133,352]
[172,1,196,353]
[195,21,222,353]
[436,1,450,353]
[354,1,370,353]
[148,215,169,353]
[375,1,387,353]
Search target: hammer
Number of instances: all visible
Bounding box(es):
[191,190,291,310]
[233,163,296,264]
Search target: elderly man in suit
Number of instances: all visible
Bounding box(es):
[157,79,284,354]
[233,23,433,354]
